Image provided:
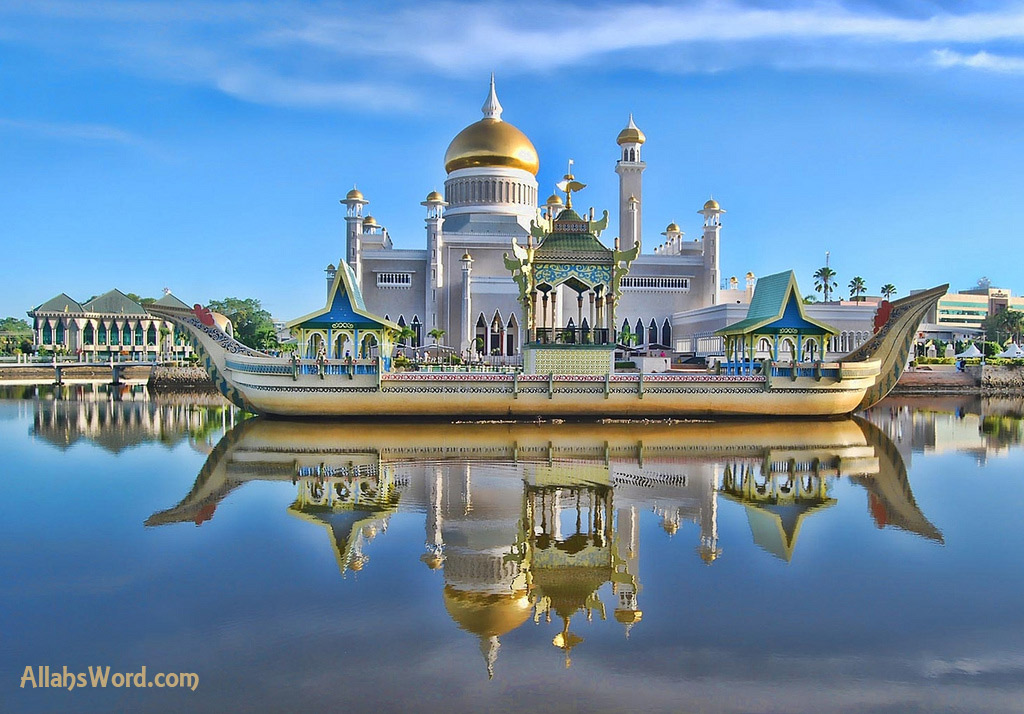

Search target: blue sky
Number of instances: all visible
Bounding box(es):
[2,0,1024,321]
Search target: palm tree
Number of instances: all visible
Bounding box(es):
[848,276,866,302]
[813,267,837,303]
[396,325,415,347]
[803,294,818,304]
[881,283,896,301]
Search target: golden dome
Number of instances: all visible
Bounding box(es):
[445,118,539,175]
[546,194,563,206]
[661,519,679,535]
[614,609,643,625]
[363,215,378,227]
[443,587,533,637]
[665,222,681,233]
[461,252,473,261]
[617,114,646,145]
[425,190,444,203]
[703,198,720,210]
[346,188,364,201]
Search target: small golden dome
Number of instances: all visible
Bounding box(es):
[665,222,680,233]
[546,194,563,206]
[346,188,364,201]
[363,215,378,227]
[425,190,444,203]
[614,609,643,625]
[704,198,720,211]
[617,114,646,146]
[445,119,539,175]
[661,519,679,535]
[746,271,755,279]
[443,587,533,637]
[461,252,473,262]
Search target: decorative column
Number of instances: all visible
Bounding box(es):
[460,252,473,353]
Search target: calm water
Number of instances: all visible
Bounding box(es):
[2,384,1024,713]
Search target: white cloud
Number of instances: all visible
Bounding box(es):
[0,117,146,145]
[932,48,1024,73]
[4,1,1024,111]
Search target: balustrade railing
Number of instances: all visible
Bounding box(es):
[527,327,616,346]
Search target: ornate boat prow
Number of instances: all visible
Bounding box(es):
[146,302,267,411]
[841,284,948,410]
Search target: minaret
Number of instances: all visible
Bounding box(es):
[613,505,643,637]
[324,263,337,298]
[422,190,447,335]
[698,198,725,306]
[615,114,646,251]
[341,187,368,289]
[460,252,473,354]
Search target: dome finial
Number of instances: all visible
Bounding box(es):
[482,73,503,121]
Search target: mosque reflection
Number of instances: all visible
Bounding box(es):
[148,417,943,674]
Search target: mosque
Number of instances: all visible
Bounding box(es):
[330,77,733,359]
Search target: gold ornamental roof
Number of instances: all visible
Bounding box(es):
[444,118,539,175]
[616,114,646,146]
[443,587,533,637]
[704,198,720,210]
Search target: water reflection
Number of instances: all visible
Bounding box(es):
[865,395,1024,464]
[149,416,945,675]
[16,383,238,453]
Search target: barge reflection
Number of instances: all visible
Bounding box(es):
[149,417,942,675]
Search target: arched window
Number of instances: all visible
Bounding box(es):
[662,319,672,348]
[42,323,52,344]
[635,319,645,346]
[648,319,658,347]
[411,316,422,347]
[147,325,156,345]
[98,324,107,345]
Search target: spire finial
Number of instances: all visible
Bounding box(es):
[482,73,503,121]
[628,113,637,128]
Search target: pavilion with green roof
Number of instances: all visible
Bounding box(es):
[716,271,838,375]
[503,176,639,375]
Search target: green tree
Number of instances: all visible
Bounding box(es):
[0,317,33,355]
[813,267,837,303]
[803,294,818,304]
[428,327,446,345]
[395,325,416,347]
[982,309,1024,345]
[207,297,279,350]
[881,283,897,300]
[619,324,638,354]
[124,293,156,306]
[848,276,866,302]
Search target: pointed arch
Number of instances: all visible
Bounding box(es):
[506,314,519,355]
[661,319,671,348]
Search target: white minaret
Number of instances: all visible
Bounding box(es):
[698,198,725,306]
[615,114,646,251]
[324,263,337,298]
[422,190,447,334]
[460,252,473,353]
[341,187,368,288]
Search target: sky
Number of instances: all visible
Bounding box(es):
[2,0,1024,321]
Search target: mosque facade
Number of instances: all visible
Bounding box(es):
[330,78,727,359]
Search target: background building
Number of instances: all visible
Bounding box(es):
[28,289,196,360]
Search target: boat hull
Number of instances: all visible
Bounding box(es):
[227,369,874,418]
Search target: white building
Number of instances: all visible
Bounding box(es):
[331,78,727,359]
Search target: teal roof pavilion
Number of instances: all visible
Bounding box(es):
[717,271,837,338]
